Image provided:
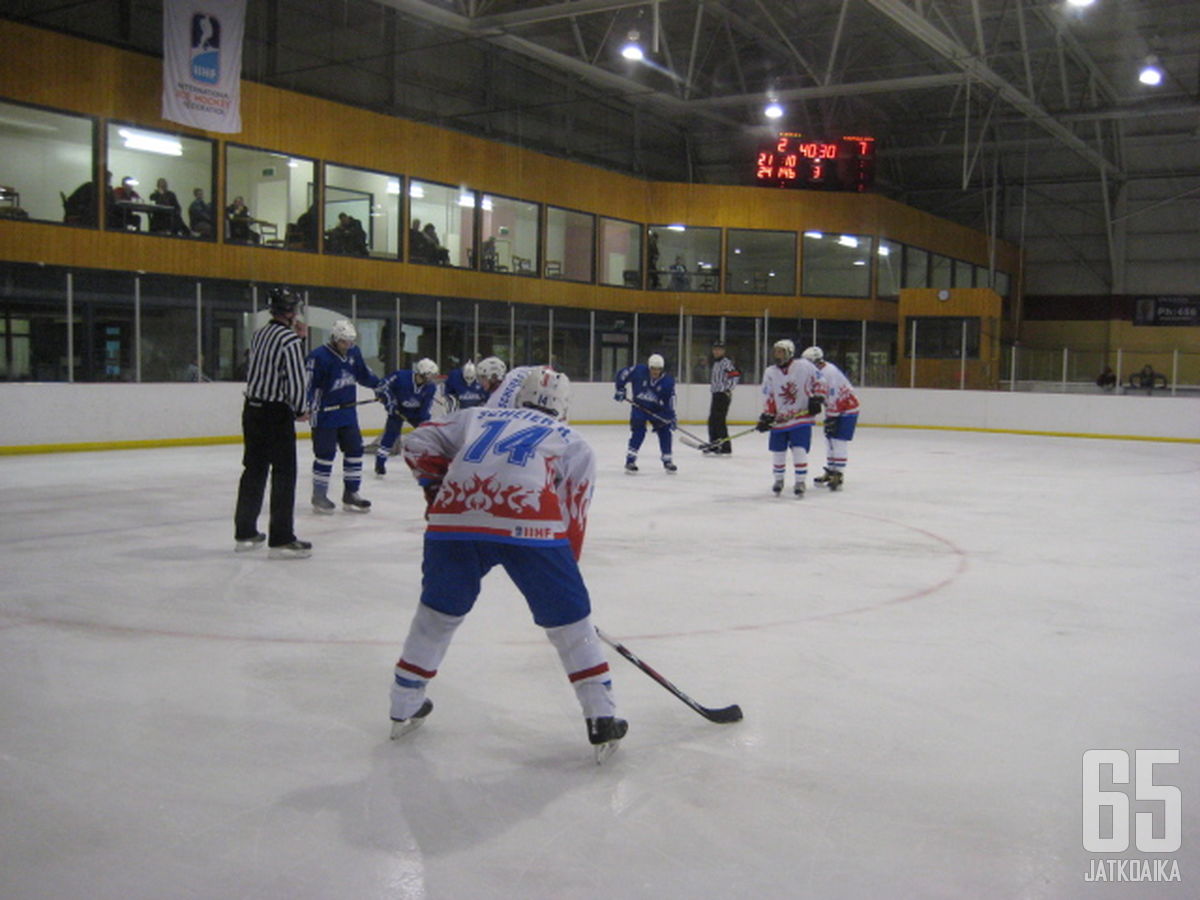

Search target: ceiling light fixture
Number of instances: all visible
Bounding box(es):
[118,128,181,156]
[621,30,644,61]
[1065,0,1094,7]
[1138,54,1164,86]
[764,100,784,120]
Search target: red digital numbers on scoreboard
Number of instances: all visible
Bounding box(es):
[755,132,876,192]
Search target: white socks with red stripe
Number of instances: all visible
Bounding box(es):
[391,604,464,721]
[546,616,616,720]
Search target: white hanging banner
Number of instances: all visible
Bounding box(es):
[161,0,246,133]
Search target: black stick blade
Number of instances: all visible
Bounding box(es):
[701,704,744,724]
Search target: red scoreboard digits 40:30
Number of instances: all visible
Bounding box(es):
[754,132,876,192]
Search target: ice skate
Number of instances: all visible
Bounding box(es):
[342,490,372,513]
[794,482,806,498]
[312,491,336,515]
[587,716,628,764]
[268,539,312,560]
[234,532,266,552]
[390,698,433,739]
[814,467,834,485]
[624,457,638,473]
[374,458,387,478]
[772,477,784,496]
[825,471,844,491]
[662,458,678,473]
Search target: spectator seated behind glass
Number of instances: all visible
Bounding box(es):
[294,204,318,250]
[226,195,261,244]
[409,218,433,262]
[668,256,689,291]
[1129,364,1167,393]
[326,212,369,256]
[189,188,214,237]
[64,169,114,226]
[1095,366,1116,391]
[149,177,190,236]
[422,223,451,265]
[112,176,143,231]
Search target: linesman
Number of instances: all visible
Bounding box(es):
[705,340,741,454]
[233,287,312,559]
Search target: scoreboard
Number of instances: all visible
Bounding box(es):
[754,133,876,192]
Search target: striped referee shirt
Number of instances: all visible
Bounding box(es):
[244,320,307,415]
[710,356,741,393]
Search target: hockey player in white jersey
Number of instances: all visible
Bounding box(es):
[804,346,860,490]
[390,366,627,761]
[756,339,822,496]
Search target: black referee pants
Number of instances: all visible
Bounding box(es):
[234,400,299,546]
[708,391,732,452]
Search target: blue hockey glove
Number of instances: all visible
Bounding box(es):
[614,390,626,402]
[755,413,774,433]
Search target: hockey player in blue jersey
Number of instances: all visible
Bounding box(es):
[443,360,489,411]
[614,353,678,473]
[373,358,440,477]
[304,319,382,513]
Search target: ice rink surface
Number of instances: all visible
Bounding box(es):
[1,424,1198,899]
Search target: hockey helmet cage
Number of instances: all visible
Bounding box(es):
[515,367,571,421]
[267,287,301,315]
[801,345,824,363]
[330,319,357,344]
[475,356,507,386]
[648,353,665,369]
[462,360,477,383]
[773,339,795,359]
[414,358,439,378]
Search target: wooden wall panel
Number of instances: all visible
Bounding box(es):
[0,19,1020,321]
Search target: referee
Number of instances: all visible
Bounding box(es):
[233,287,312,559]
[706,340,741,454]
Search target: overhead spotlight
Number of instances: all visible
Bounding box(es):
[1138,55,1164,86]
[1065,0,1094,7]
[764,101,784,120]
[620,30,645,61]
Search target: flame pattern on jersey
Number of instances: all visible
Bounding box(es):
[404,406,595,558]
[813,360,860,416]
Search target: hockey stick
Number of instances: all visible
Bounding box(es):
[320,397,380,412]
[698,424,760,452]
[621,398,710,450]
[595,627,744,724]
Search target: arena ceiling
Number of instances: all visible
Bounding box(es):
[8,0,1200,294]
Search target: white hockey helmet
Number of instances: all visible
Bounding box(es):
[648,353,665,370]
[475,356,507,387]
[462,360,477,383]
[330,319,357,344]
[801,345,824,363]
[414,358,439,378]
[773,339,795,360]
[515,366,571,421]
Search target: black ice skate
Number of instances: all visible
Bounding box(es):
[814,467,834,485]
[587,716,628,764]
[662,458,678,473]
[772,477,784,496]
[312,491,336,515]
[794,482,806,498]
[235,532,266,552]
[390,698,433,739]
[624,458,638,473]
[268,539,312,560]
[374,457,387,478]
[342,491,372,513]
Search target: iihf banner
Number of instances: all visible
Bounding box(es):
[161,0,246,133]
